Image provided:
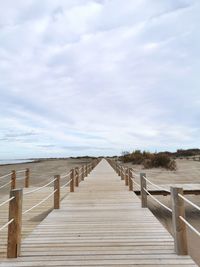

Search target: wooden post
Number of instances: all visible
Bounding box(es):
[81,166,84,181]
[25,168,30,188]
[70,169,74,192]
[140,173,147,208]
[128,168,133,191]
[86,165,88,177]
[11,170,16,190]
[75,167,79,187]
[54,175,60,209]
[117,165,120,176]
[7,189,23,258]
[120,166,124,180]
[170,187,188,255]
[125,168,129,186]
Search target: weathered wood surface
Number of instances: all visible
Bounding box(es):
[0,186,70,257]
[0,160,196,266]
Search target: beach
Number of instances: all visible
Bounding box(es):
[0,158,92,195]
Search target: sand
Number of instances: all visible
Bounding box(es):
[0,158,92,195]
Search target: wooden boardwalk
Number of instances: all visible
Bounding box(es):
[0,159,196,266]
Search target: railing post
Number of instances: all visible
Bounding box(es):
[75,167,79,187]
[120,166,124,180]
[7,189,23,258]
[81,166,84,181]
[128,168,133,191]
[140,173,147,208]
[25,168,30,188]
[11,170,16,190]
[54,175,60,209]
[86,165,88,177]
[70,169,74,192]
[116,164,119,176]
[125,168,129,186]
[170,187,188,255]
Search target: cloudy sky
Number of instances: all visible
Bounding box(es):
[0,0,200,159]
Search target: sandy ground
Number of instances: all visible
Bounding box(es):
[0,158,92,195]
[122,158,200,265]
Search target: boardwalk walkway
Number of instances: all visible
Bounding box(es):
[0,159,196,266]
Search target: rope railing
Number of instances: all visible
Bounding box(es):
[0,219,14,232]
[60,179,72,189]
[179,216,200,237]
[60,171,71,179]
[0,169,30,191]
[16,169,26,174]
[0,172,12,180]
[142,175,170,193]
[177,194,200,238]
[24,178,56,195]
[16,176,26,181]
[130,177,140,188]
[0,180,12,190]
[143,188,172,212]
[107,158,200,256]
[0,197,15,242]
[178,194,200,212]
[23,189,57,215]
[0,196,15,208]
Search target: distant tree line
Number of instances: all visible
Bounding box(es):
[171,149,200,157]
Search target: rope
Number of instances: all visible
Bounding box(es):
[0,180,11,190]
[16,177,25,181]
[78,171,84,177]
[0,219,14,232]
[61,179,72,189]
[24,178,56,195]
[130,170,140,177]
[0,196,15,208]
[23,189,57,215]
[0,173,12,180]
[142,175,170,193]
[178,194,200,212]
[60,171,71,179]
[143,188,172,213]
[179,216,200,237]
[16,169,26,174]
[131,178,140,188]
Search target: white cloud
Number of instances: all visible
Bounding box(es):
[0,0,200,158]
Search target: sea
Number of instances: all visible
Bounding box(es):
[0,159,35,165]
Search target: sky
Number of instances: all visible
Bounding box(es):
[0,0,200,159]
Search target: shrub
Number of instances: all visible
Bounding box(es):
[120,151,176,170]
[150,153,176,170]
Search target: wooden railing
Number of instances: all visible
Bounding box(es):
[0,159,100,258]
[107,159,200,256]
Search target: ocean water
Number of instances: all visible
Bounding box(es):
[0,159,34,165]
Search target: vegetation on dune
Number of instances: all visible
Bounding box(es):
[120,150,177,170]
[158,148,200,158]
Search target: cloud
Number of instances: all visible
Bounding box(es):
[0,0,200,158]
